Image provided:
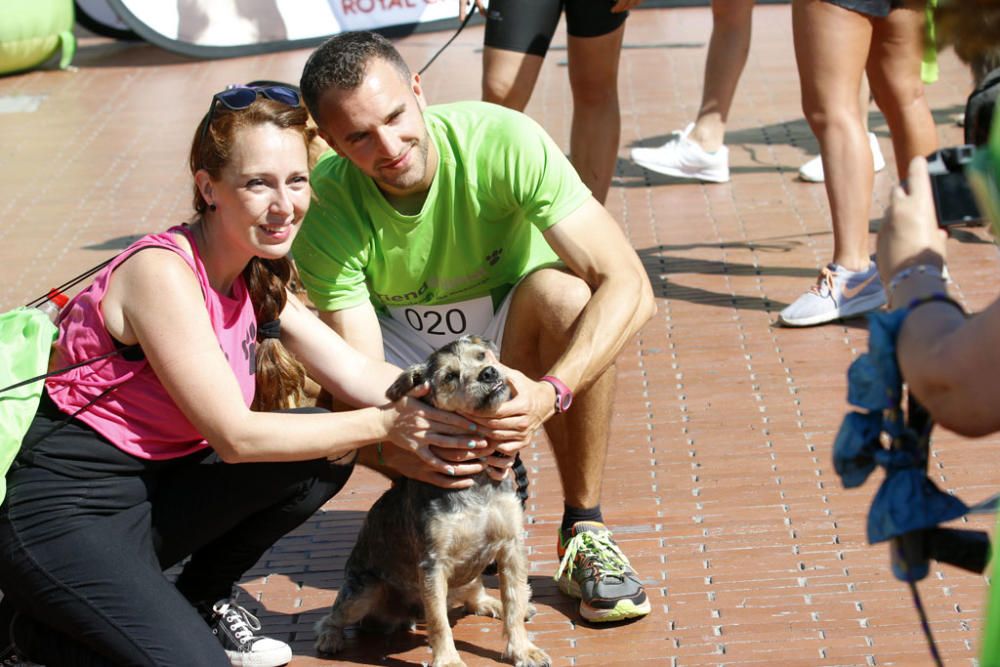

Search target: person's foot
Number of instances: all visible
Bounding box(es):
[0,649,38,667]
[778,261,886,327]
[0,647,41,667]
[209,598,292,667]
[0,600,39,667]
[630,123,730,183]
[555,521,651,622]
[798,132,886,183]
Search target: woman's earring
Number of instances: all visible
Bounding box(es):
[208,203,217,212]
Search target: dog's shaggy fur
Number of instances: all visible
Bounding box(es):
[935,0,1000,83]
[315,336,549,667]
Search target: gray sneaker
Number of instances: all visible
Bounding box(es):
[210,598,292,667]
[555,522,651,623]
[779,262,886,327]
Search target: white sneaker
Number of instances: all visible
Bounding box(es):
[798,132,886,183]
[778,262,887,327]
[630,123,730,183]
[210,599,292,667]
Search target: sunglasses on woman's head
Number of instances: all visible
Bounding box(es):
[197,84,302,157]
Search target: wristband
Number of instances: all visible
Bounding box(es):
[540,375,573,413]
[901,292,966,319]
[887,264,946,298]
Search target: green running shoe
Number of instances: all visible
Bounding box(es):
[555,521,651,622]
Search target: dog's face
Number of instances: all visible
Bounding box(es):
[385,335,510,412]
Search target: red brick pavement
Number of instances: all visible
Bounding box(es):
[1,5,998,666]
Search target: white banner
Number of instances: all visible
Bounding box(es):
[107,0,470,56]
[333,0,457,33]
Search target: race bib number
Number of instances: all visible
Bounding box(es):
[387,296,494,349]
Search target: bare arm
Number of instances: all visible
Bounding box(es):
[897,301,1000,437]
[541,197,656,391]
[319,301,385,361]
[878,156,1000,436]
[108,250,477,477]
[457,0,487,21]
[468,198,656,449]
[282,294,396,407]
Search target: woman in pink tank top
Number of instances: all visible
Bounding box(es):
[0,85,497,667]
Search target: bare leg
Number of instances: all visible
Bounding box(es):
[860,74,872,133]
[798,73,881,181]
[688,0,756,152]
[866,1,938,176]
[793,0,874,271]
[501,269,611,510]
[482,47,545,111]
[567,25,627,203]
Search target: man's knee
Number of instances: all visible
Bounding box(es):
[512,270,591,338]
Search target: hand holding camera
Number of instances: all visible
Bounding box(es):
[927,145,981,227]
[877,156,950,291]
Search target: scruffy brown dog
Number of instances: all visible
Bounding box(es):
[315,336,550,667]
[934,0,1000,83]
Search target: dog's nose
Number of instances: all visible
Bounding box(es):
[478,366,499,384]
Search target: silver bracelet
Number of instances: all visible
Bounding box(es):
[887,264,945,297]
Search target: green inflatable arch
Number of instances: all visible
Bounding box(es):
[0,0,76,76]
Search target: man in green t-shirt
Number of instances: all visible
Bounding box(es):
[296,31,656,624]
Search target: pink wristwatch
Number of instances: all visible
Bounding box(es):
[540,375,573,413]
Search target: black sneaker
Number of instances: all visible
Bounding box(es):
[0,647,41,667]
[0,604,40,667]
[209,598,292,667]
[555,521,652,622]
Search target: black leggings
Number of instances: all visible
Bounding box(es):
[484,0,629,57]
[0,394,353,666]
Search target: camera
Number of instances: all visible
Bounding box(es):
[926,145,982,227]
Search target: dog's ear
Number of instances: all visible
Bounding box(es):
[385,363,430,401]
[462,334,499,357]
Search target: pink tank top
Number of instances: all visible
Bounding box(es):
[46,226,258,460]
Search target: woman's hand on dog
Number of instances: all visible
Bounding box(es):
[380,385,492,487]
[377,444,487,489]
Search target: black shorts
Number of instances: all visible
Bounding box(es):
[822,0,904,18]
[484,0,628,57]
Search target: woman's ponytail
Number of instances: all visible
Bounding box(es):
[243,256,307,411]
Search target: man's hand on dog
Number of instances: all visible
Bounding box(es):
[381,383,492,488]
[455,365,556,478]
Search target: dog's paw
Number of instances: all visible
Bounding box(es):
[313,617,344,656]
[512,645,551,667]
[466,594,503,619]
[431,655,466,667]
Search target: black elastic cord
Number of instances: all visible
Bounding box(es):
[19,385,118,452]
[258,320,281,340]
[908,581,944,667]
[418,2,478,76]
[24,258,115,309]
[0,348,132,396]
